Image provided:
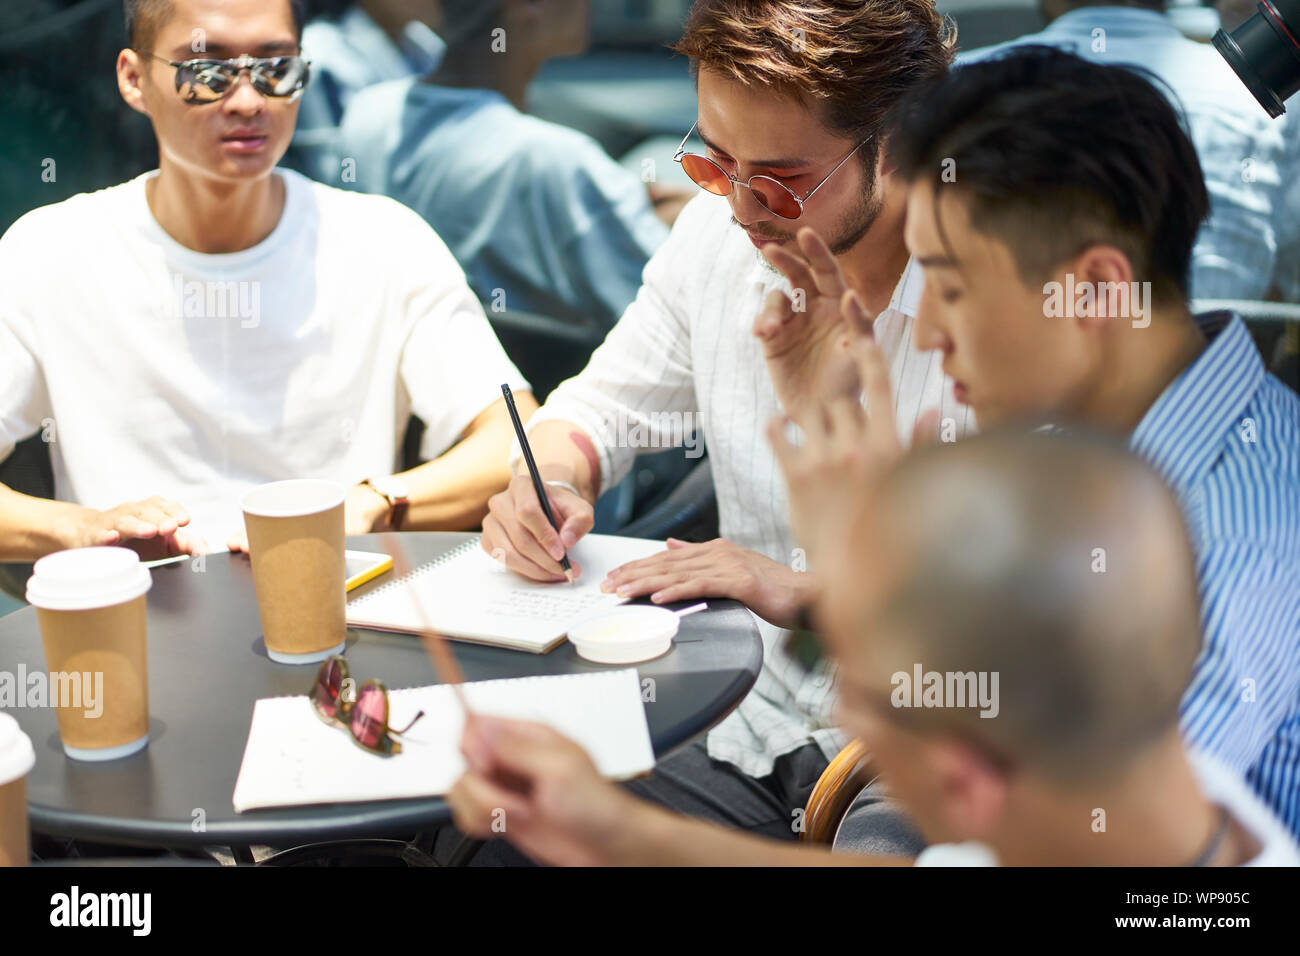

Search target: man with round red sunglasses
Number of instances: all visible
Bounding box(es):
[477,0,974,854]
[0,0,534,563]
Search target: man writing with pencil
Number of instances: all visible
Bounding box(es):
[478,0,972,849]
[500,383,575,582]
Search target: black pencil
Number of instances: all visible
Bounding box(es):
[500,383,575,583]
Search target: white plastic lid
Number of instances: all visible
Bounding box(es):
[26,546,152,611]
[0,713,35,786]
[241,478,346,518]
[569,605,679,664]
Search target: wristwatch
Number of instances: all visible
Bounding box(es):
[361,477,410,532]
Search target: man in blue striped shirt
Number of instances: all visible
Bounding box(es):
[858,47,1300,835]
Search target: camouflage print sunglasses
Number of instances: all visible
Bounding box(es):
[137,51,311,104]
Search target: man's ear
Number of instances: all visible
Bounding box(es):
[117,48,151,117]
[876,133,896,179]
[925,736,1008,842]
[1069,244,1138,330]
[873,139,909,212]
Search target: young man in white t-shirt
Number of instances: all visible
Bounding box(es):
[445,429,1300,867]
[0,0,535,562]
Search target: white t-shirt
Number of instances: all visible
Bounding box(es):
[914,751,1300,866]
[0,168,527,547]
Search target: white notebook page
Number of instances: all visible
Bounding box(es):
[233,668,655,812]
[346,534,667,651]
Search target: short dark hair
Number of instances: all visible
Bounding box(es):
[674,0,957,175]
[124,0,308,52]
[887,46,1209,305]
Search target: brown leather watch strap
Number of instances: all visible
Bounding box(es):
[362,479,409,532]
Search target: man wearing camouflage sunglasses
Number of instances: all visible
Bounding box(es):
[0,0,535,562]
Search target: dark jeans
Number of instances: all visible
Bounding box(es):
[437,739,830,866]
[832,779,928,858]
[625,739,830,840]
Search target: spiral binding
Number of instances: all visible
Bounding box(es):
[347,536,483,607]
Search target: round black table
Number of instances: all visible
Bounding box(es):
[0,533,761,850]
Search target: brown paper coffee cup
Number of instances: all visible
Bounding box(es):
[26,547,151,761]
[242,479,347,664]
[0,713,34,867]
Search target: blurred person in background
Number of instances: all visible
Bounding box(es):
[334,0,675,329]
[1216,0,1300,304]
[285,0,447,177]
[962,0,1296,303]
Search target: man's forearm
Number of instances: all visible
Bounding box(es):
[394,395,540,530]
[610,797,912,866]
[512,418,603,504]
[0,482,85,561]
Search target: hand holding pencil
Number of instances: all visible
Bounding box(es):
[480,384,596,583]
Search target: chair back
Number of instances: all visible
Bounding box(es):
[801,739,878,844]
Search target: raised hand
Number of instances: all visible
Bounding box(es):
[754,227,876,426]
[768,336,941,561]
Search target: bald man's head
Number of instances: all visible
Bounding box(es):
[823,429,1202,784]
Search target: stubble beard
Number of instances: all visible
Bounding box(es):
[744,174,884,275]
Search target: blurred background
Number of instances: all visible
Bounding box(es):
[0,0,1065,233]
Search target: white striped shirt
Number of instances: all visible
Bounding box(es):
[529,192,974,777]
[1130,312,1300,837]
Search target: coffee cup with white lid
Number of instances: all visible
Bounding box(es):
[26,546,151,761]
[0,712,36,866]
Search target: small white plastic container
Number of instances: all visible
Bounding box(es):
[568,606,679,664]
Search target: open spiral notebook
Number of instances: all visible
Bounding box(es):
[345,534,667,653]
[232,668,655,812]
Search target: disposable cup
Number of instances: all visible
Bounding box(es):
[26,546,151,761]
[242,479,348,664]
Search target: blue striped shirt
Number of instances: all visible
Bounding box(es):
[1130,312,1300,835]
